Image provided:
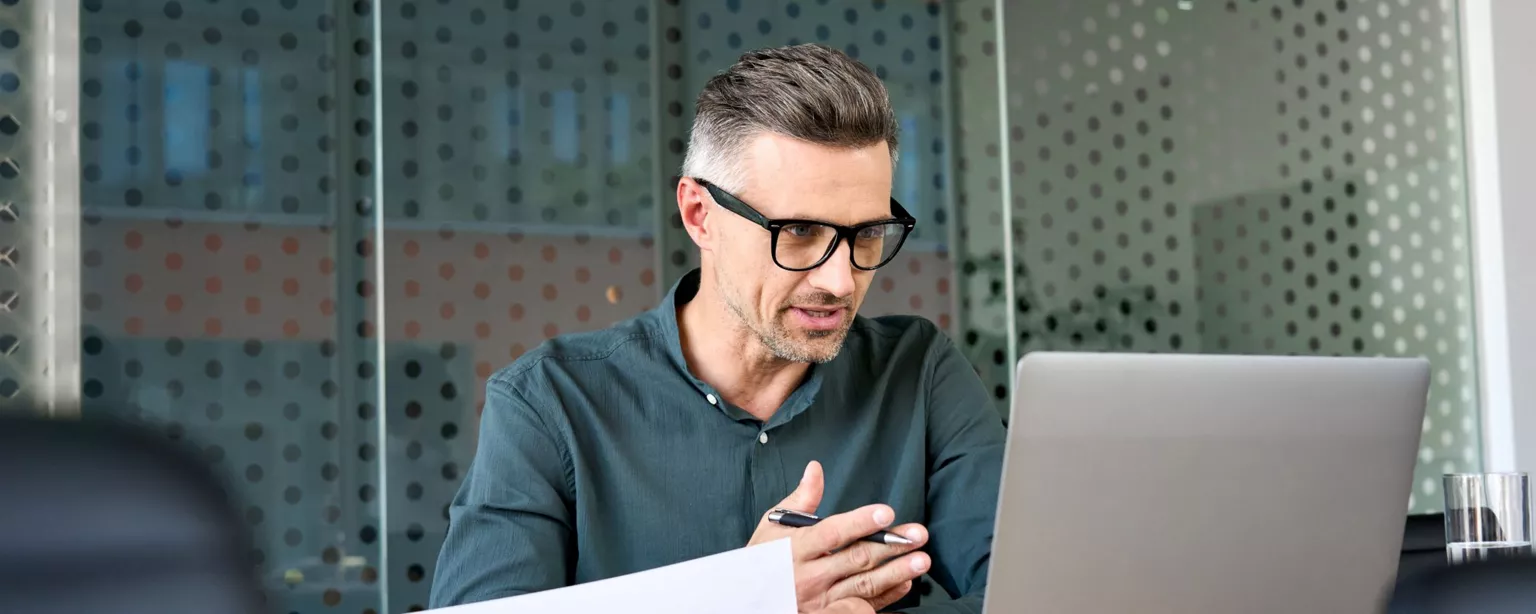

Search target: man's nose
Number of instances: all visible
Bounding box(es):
[806,239,857,298]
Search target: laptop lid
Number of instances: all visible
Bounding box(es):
[984,352,1429,614]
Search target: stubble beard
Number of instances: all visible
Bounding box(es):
[716,269,853,364]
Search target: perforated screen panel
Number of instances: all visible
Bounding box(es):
[1001,0,1477,512]
[0,2,33,411]
[78,1,384,612]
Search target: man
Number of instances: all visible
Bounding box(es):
[430,44,1005,614]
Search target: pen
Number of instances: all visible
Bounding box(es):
[767,508,915,546]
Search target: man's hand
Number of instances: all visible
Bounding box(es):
[813,598,878,614]
[749,461,930,613]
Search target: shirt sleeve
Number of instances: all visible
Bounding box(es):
[428,379,575,608]
[903,329,1008,614]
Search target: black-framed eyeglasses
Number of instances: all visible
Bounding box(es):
[690,178,917,272]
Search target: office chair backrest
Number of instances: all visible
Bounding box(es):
[0,415,266,614]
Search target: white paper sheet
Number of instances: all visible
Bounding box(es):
[426,538,797,614]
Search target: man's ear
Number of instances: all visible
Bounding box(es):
[676,177,715,252]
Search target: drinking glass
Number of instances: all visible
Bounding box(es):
[1443,472,1533,564]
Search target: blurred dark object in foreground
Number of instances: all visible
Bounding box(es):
[1400,513,1448,581]
[1388,553,1536,613]
[0,414,265,614]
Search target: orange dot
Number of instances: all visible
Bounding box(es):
[508,265,524,282]
[606,286,623,304]
[475,361,493,379]
[125,231,144,250]
[541,245,558,262]
[640,269,655,287]
[575,267,590,283]
[608,248,622,264]
[320,298,334,316]
[543,323,559,338]
[283,278,300,296]
[542,284,558,301]
[204,234,223,252]
[319,257,335,275]
[404,321,421,338]
[509,303,524,321]
[283,319,301,338]
[474,242,490,260]
[165,294,183,313]
[165,253,184,271]
[282,237,300,255]
[909,295,924,310]
[244,255,261,273]
[908,258,922,274]
[124,317,143,335]
[439,263,455,280]
[474,283,491,300]
[440,302,456,320]
[937,278,950,295]
[245,297,262,315]
[881,277,895,292]
[405,280,421,298]
[404,240,420,258]
[576,305,591,322]
[938,313,952,330]
[125,274,143,293]
[510,343,526,358]
[205,276,223,294]
[475,322,492,339]
[205,318,223,336]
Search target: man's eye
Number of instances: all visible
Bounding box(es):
[784,224,818,237]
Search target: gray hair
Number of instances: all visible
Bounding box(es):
[682,44,899,193]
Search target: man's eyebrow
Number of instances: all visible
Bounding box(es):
[777,212,898,226]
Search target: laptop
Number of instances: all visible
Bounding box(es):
[984,352,1430,614]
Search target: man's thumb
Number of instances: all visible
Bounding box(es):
[777,460,824,514]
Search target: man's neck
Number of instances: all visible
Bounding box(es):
[677,276,809,423]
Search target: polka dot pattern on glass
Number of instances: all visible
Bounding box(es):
[1003,0,1476,513]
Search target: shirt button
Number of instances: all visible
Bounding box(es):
[758,432,768,444]
[706,393,717,405]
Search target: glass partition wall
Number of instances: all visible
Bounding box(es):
[0,0,1479,611]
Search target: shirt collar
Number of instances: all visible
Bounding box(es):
[652,268,824,427]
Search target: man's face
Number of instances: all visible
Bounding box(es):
[711,133,894,364]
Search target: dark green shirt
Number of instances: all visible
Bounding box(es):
[430,270,1006,612]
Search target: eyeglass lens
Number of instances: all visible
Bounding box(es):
[774,222,907,270]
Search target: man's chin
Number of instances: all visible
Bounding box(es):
[792,329,850,363]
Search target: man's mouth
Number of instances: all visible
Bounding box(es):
[788,306,848,331]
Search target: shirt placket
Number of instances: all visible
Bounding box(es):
[699,379,818,520]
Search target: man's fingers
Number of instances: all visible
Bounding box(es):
[793,504,896,559]
[867,580,913,612]
[805,523,927,579]
[826,552,930,605]
[773,461,824,516]
[812,598,877,614]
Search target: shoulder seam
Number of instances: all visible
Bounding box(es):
[489,330,665,386]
